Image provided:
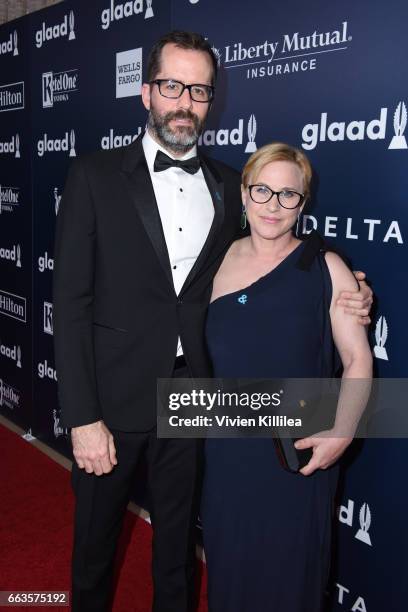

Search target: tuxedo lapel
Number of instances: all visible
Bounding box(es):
[120,137,174,289]
[179,154,225,295]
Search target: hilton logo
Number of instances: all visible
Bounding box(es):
[35,10,76,49]
[0,289,26,323]
[0,81,24,112]
[0,30,18,56]
[198,115,258,151]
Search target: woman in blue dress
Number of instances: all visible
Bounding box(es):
[201,143,373,612]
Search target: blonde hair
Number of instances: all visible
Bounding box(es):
[242,142,313,199]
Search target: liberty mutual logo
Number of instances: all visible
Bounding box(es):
[374,315,388,361]
[388,101,407,149]
[53,409,67,438]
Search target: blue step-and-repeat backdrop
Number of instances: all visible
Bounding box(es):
[0,1,407,609]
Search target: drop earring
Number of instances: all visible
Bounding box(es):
[241,205,247,230]
[295,212,301,238]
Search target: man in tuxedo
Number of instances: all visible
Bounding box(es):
[53,31,372,612]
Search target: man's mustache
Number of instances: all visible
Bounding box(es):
[164,109,200,128]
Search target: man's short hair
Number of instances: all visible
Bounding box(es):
[147,30,218,87]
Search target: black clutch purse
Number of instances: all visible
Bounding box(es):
[272,437,313,473]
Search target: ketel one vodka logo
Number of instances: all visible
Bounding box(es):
[0,244,22,267]
[101,0,154,29]
[0,339,22,368]
[44,301,53,335]
[0,185,20,215]
[53,409,67,438]
[0,378,21,410]
[199,115,258,151]
[37,130,76,157]
[0,133,21,157]
[35,10,76,48]
[54,187,62,215]
[0,30,19,56]
[374,315,388,361]
[42,69,79,108]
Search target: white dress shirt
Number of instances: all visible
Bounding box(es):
[142,130,214,356]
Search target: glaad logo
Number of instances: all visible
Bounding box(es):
[53,409,67,438]
[0,30,18,56]
[38,360,57,381]
[37,130,76,157]
[101,1,154,30]
[44,302,53,335]
[0,339,22,368]
[42,69,79,108]
[35,10,76,48]
[101,127,142,149]
[198,115,258,150]
[338,499,373,547]
[335,584,367,611]
[0,378,21,410]
[54,187,62,215]
[0,134,20,157]
[0,289,26,322]
[0,244,22,267]
[38,251,54,273]
[302,101,408,151]
[0,186,20,215]
[0,81,25,112]
[389,101,407,149]
[374,316,388,361]
[116,48,142,98]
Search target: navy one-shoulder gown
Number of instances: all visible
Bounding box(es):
[202,239,339,612]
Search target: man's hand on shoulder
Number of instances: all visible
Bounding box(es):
[71,420,117,475]
[337,270,373,326]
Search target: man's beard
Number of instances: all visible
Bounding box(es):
[148,106,206,155]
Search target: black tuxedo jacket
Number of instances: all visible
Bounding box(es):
[52,135,242,431]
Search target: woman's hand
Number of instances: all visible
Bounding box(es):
[294,432,353,476]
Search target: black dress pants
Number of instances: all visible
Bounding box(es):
[71,369,203,612]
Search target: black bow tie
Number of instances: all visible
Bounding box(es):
[154,150,200,175]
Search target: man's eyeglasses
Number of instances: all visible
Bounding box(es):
[150,79,214,103]
[248,184,305,209]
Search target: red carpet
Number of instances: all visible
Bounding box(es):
[0,423,208,611]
